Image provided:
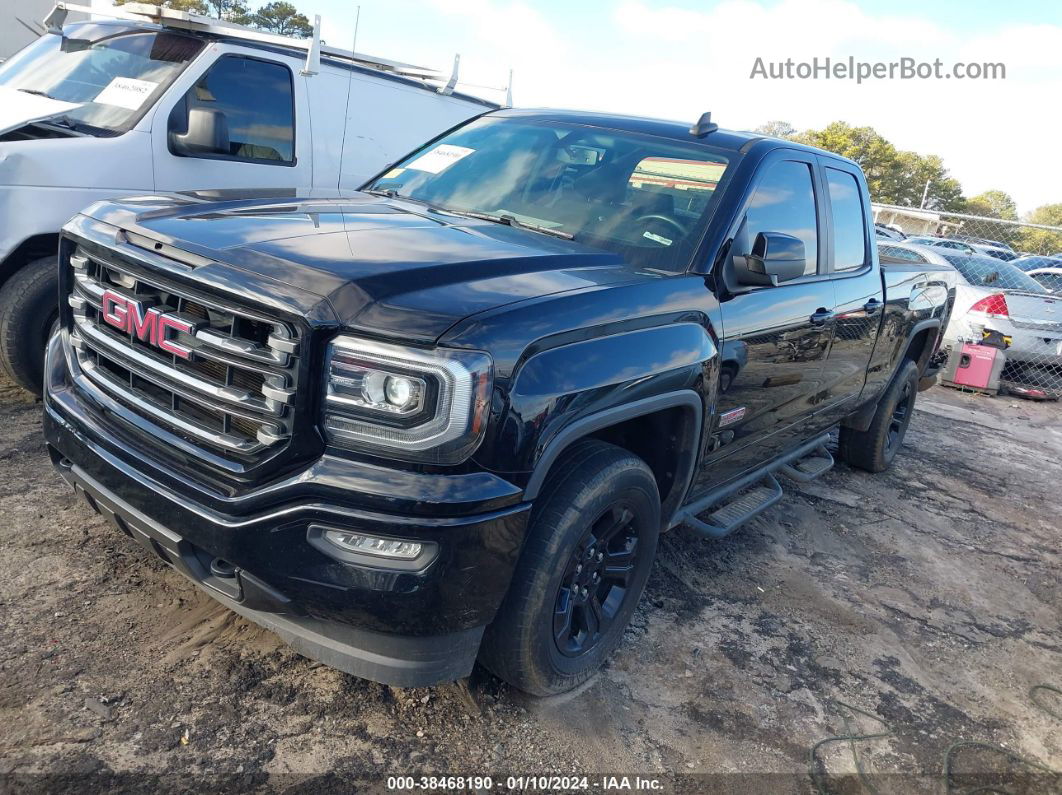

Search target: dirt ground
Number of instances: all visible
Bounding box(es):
[0,379,1059,793]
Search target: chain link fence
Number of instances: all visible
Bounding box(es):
[872,203,1062,400]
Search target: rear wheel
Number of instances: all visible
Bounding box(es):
[0,255,59,396]
[479,440,660,695]
[838,359,919,473]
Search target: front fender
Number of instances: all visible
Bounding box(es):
[498,321,718,496]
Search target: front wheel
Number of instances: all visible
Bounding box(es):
[0,255,60,396]
[479,440,661,695]
[838,359,919,473]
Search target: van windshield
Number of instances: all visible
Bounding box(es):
[365,117,733,271]
[0,24,203,136]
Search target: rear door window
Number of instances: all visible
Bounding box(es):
[825,168,868,271]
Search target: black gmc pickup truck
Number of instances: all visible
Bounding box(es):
[43,109,952,695]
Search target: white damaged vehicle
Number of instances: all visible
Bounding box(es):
[879,241,1062,398]
[0,3,499,394]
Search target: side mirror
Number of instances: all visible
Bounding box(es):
[734,231,807,286]
[170,108,230,156]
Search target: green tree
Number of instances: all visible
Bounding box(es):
[113,0,209,14]
[1018,203,1062,255]
[965,190,1018,220]
[252,1,313,36]
[793,121,964,210]
[794,122,900,202]
[754,121,798,139]
[892,152,965,212]
[205,0,252,23]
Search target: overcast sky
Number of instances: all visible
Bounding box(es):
[298,0,1061,215]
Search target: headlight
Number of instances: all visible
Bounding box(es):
[323,336,492,464]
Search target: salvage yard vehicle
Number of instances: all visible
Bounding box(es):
[1027,268,1062,294]
[0,2,496,396]
[43,109,953,695]
[883,241,1062,398]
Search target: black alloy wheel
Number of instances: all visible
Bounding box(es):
[553,502,641,657]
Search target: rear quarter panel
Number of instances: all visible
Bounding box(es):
[865,263,953,399]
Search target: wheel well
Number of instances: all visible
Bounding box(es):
[585,406,696,526]
[0,234,60,289]
[904,326,937,376]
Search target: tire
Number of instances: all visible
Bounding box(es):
[479,440,661,696]
[0,255,60,396]
[838,359,919,473]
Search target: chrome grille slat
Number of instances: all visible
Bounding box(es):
[71,270,294,371]
[74,318,279,415]
[79,357,267,454]
[75,327,282,425]
[65,245,301,461]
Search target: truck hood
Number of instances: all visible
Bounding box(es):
[80,191,643,343]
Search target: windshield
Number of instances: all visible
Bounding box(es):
[0,24,202,135]
[942,254,1049,293]
[365,117,733,270]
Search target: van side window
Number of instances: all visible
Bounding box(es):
[180,56,294,163]
[825,168,868,271]
[746,160,819,276]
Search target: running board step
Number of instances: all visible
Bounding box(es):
[680,474,784,539]
[779,445,834,482]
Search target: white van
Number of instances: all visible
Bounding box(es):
[0,2,499,394]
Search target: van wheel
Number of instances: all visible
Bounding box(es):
[479,440,660,696]
[0,256,59,396]
[838,359,919,473]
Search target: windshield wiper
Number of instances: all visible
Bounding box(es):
[440,208,575,240]
[37,115,98,136]
[363,188,435,208]
[18,88,56,99]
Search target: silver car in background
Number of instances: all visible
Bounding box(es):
[1028,268,1062,295]
[878,241,1062,398]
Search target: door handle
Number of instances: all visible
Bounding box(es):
[809,309,833,326]
[863,299,883,315]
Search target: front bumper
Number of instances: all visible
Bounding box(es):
[43,332,531,687]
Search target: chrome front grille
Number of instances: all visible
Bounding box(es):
[66,246,300,461]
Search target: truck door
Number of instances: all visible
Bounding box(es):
[816,159,884,418]
[692,152,834,493]
[151,49,311,192]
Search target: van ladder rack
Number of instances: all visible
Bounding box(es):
[42,2,448,83]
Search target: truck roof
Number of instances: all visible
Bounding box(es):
[491,108,859,165]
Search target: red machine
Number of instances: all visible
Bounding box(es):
[940,342,1006,394]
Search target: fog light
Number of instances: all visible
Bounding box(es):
[323,529,422,560]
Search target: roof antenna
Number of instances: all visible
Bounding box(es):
[689,111,718,137]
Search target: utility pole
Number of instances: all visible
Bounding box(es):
[920,179,931,209]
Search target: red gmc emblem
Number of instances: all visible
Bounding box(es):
[100,290,196,360]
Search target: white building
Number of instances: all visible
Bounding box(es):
[871,204,961,237]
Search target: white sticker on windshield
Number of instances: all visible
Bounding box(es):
[643,230,673,246]
[406,144,475,174]
[94,77,158,110]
